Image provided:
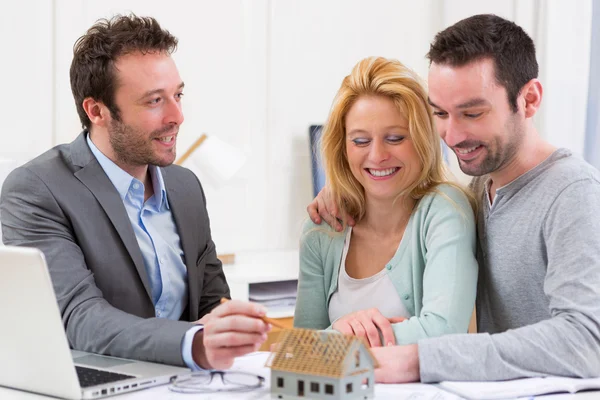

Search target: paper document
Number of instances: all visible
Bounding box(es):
[376,383,463,400]
[115,353,472,400]
[248,280,297,316]
[248,280,298,302]
[439,376,600,399]
[253,298,296,308]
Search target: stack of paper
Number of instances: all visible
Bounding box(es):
[376,383,462,399]
[248,280,297,315]
[439,376,600,399]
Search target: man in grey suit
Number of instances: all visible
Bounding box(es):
[0,15,269,371]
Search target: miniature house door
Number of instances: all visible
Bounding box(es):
[298,380,304,396]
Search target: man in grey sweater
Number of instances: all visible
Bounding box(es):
[308,14,600,382]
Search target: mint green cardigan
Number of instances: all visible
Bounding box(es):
[294,184,478,344]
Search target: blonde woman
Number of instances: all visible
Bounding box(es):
[294,57,478,347]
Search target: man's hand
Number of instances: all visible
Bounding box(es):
[195,312,213,325]
[332,308,402,347]
[307,186,355,232]
[192,300,270,370]
[372,344,420,383]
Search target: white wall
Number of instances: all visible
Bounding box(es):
[1,1,594,253]
[435,0,592,183]
[265,0,440,248]
[53,0,273,253]
[0,1,53,164]
[0,1,54,246]
[540,1,592,155]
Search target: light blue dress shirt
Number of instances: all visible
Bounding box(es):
[87,135,202,370]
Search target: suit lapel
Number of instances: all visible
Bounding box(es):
[71,132,153,302]
[163,168,200,320]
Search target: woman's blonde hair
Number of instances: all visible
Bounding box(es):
[321,56,472,221]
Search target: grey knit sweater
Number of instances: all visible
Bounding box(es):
[419,149,600,382]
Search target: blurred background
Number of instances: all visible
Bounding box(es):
[0,0,598,255]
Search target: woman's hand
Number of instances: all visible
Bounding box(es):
[332,308,404,347]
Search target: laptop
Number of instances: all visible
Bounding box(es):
[0,246,191,399]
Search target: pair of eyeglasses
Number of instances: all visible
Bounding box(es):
[169,370,265,393]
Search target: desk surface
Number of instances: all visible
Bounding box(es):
[1,352,599,400]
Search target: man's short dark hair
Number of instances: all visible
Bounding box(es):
[427,14,538,112]
[70,14,178,129]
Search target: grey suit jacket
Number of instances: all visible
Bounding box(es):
[0,132,230,366]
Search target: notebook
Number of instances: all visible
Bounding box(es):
[439,376,600,399]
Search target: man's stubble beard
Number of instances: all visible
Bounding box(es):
[108,119,177,168]
[457,113,524,177]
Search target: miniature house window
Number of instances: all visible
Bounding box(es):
[310,382,320,393]
[325,384,334,395]
[346,383,353,393]
[362,378,370,390]
[355,351,360,367]
[277,377,284,388]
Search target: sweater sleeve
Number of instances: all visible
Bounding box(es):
[418,179,600,382]
[391,186,479,344]
[293,220,332,329]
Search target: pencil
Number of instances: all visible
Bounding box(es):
[220,297,288,329]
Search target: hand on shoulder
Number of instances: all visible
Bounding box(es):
[306,186,355,232]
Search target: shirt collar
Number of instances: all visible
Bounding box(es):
[150,161,169,210]
[86,133,169,209]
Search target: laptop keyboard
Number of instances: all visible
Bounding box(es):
[76,365,135,388]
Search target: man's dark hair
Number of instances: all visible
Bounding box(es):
[427,14,538,112]
[70,14,178,129]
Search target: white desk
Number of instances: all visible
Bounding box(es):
[3,251,596,399]
[1,353,599,400]
[223,250,299,318]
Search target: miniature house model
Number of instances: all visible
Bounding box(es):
[266,328,378,400]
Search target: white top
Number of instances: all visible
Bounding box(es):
[328,228,410,323]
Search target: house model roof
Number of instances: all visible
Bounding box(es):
[265,328,379,378]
